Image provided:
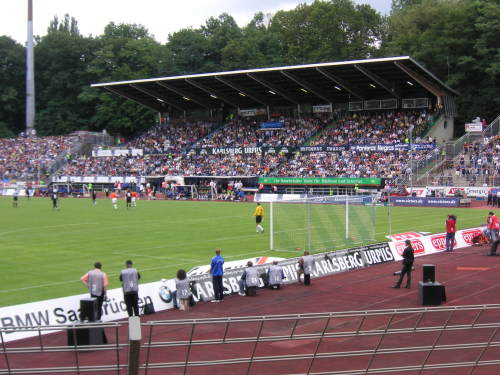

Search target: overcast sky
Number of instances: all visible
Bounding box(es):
[0,0,391,45]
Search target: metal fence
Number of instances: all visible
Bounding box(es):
[140,304,500,375]
[2,305,500,374]
[0,321,127,375]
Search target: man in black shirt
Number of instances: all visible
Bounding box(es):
[393,240,414,289]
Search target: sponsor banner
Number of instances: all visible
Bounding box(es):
[51,176,141,184]
[260,121,284,129]
[465,123,483,132]
[389,197,460,207]
[407,188,428,198]
[194,146,291,155]
[92,148,143,157]
[388,227,483,261]
[254,193,305,202]
[254,194,372,204]
[239,108,267,117]
[187,243,395,303]
[386,232,429,241]
[425,186,491,198]
[0,279,176,343]
[312,104,332,113]
[187,256,284,277]
[258,177,381,186]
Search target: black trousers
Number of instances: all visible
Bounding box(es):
[396,264,412,287]
[91,293,105,320]
[490,239,500,255]
[124,292,139,316]
[212,275,224,300]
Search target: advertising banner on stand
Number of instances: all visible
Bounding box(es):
[389,197,460,207]
[388,227,483,261]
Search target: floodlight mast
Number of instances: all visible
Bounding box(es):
[26,0,36,137]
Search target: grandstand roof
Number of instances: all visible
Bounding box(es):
[91,56,459,113]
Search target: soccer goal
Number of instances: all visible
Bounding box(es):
[270,195,377,252]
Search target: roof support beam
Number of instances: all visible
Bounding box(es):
[247,73,300,105]
[315,67,364,100]
[215,76,269,107]
[394,61,446,97]
[157,82,212,110]
[280,70,333,103]
[104,86,164,112]
[185,79,240,108]
[129,84,188,112]
[354,64,400,98]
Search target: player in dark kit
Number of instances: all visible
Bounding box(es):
[13,191,18,208]
[126,189,132,209]
[91,190,97,206]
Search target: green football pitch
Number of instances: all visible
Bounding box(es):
[0,196,488,307]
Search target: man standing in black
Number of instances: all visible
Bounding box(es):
[126,189,132,209]
[51,189,59,210]
[119,260,141,316]
[91,189,97,206]
[393,240,414,289]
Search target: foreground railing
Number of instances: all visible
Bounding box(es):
[2,305,500,374]
[141,304,500,375]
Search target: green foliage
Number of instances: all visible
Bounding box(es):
[384,0,500,129]
[0,0,497,136]
[0,36,25,136]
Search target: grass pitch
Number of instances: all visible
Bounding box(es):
[0,196,488,307]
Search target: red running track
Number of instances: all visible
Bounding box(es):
[2,244,500,375]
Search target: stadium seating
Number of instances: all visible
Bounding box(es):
[0,136,76,181]
[21,110,440,179]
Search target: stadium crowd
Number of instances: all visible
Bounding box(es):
[309,110,434,146]
[0,136,76,180]
[9,110,441,180]
[195,117,324,148]
[449,136,500,184]
[129,122,217,154]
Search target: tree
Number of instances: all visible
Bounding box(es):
[0,36,25,137]
[383,0,500,130]
[34,15,98,135]
[269,0,385,64]
[81,22,169,136]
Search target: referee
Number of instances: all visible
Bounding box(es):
[253,202,264,233]
[119,260,141,316]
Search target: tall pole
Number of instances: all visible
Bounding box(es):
[26,0,35,136]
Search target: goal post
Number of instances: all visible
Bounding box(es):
[269,195,377,252]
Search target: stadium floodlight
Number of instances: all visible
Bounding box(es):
[26,0,35,136]
[334,86,342,91]
[270,195,376,252]
[369,83,376,88]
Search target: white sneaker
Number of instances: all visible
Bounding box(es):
[238,292,245,296]
[211,299,220,303]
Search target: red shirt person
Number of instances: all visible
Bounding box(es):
[445,214,457,252]
[487,212,500,242]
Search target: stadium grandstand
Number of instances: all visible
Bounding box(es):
[29,57,460,194]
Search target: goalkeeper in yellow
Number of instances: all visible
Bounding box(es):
[253,202,265,233]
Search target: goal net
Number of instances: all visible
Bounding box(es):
[270,195,376,252]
